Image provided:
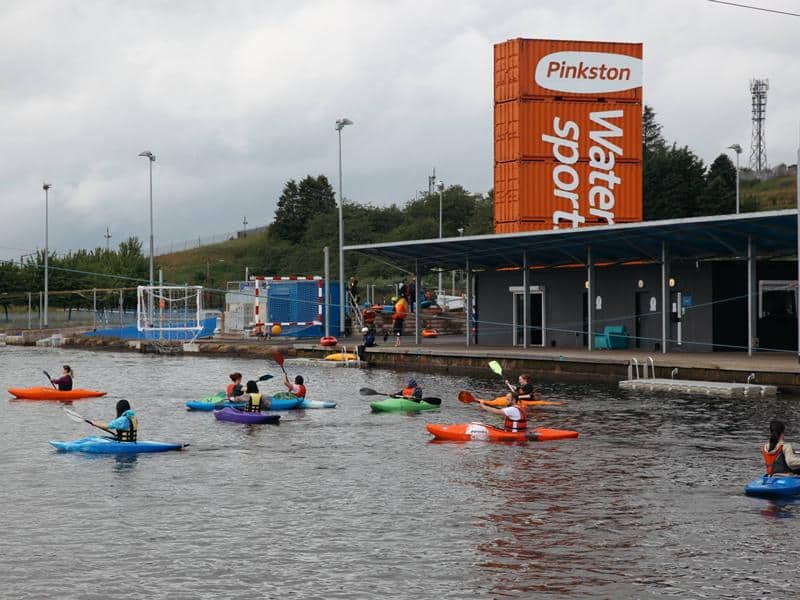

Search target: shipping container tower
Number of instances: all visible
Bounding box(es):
[493,38,644,233]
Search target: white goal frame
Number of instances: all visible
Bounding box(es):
[137,285,204,340]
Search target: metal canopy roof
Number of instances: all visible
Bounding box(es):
[344,209,799,271]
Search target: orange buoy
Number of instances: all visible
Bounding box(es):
[421,328,438,338]
[271,324,282,336]
[319,336,338,347]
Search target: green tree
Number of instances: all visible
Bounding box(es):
[273,175,336,243]
[697,154,736,216]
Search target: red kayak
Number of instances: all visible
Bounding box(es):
[7,387,107,401]
[426,422,579,443]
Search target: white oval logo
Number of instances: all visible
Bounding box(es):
[535,51,642,94]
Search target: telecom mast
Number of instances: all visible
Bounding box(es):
[749,78,769,175]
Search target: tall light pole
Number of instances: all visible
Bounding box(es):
[335,118,353,336]
[138,151,156,288]
[437,180,444,296]
[42,182,51,328]
[727,144,742,214]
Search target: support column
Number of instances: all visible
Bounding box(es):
[465,256,471,348]
[661,241,669,354]
[92,288,97,330]
[522,251,529,348]
[27,292,31,330]
[747,236,756,356]
[414,260,421,346]
[587,247,594,351]
[323,246,330,338]
[38,291,42,329]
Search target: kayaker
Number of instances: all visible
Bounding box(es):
[91,399,137,442]
[762,420,800,476]
[50,365,74,391]
[398,378,422,399]
[503,374,535,403]
[241,380,270,413]
[226,372,244,398]
[478,393,528,433]
[283,374,307,399]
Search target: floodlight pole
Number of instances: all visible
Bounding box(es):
[727,144,742,214]
[42,182,51,328]
[335,118,353,336]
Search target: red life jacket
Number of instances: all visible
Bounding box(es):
[504,405,528,432]
[292,384,307,399]
[226,383,236,397]
[402,386,417,398]
[763,442,785,475]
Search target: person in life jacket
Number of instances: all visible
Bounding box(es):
[477,393,528,433]
[283,374,307,399]
[226,372,244,399]
[50,365,74,391]
[241,380,270,413]
[91,399,137,442]
[762,420,800,476]
[398,378,422,399]
[392,296,410,347]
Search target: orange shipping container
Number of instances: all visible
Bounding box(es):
[495,99,642,163]
[495,38,643,103]
[494,218,640,234]
[494,160,642,229]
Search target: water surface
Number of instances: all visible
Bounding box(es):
[1,345,798,599]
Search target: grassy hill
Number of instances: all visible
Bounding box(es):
[741,174,797,212]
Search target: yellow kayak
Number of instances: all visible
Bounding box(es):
[324,353,359,361]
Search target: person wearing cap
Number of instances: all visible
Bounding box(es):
[399,378,422,399]
[361,327,375,348]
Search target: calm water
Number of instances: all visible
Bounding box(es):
[1,345,799,599]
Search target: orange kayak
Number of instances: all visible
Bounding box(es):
[480,396,565,408]
[426,422,579,442]
[8,387,107,401]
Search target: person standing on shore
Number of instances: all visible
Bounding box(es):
[392,295,409,347]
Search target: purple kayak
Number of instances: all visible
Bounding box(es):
[214,407,280,425]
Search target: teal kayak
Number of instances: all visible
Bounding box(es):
[49,436,185,454]
[272,392,328,409]
[186,398,244,411]
[370,397,439,413]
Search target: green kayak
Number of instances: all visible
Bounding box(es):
[370,397,439,413]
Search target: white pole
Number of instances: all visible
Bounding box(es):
[148,158,154,288]
[438,182,443,296]
[27,292,31,329]
[522,250,529,348]
[587,247,593,351]
[43,183,50,328]
[735,151,741,214]
[334,120,352,336]
[324,246,330,338]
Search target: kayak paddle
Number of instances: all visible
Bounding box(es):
[458,391,481,404]
[63,407,115,435]
[488,361,516,393]
[43,370,57,390]
[358,387,441,405]
[273,351,287,376]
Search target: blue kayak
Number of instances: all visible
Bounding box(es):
[272,392,335,409]
[186,399,245,411]
[745,475,800,498]
[49,436,185,454]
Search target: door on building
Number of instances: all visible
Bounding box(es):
[635,291,661,351]
[510,287,545,347]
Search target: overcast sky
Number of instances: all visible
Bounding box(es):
[1,0,798,261]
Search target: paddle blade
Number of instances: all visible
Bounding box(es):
[458,391,476,404]
[421,397,442,406]
[62,407,86,423]
[272,351,284,367]
[359,387,381,396]
[43,370,56,389]
[258,374,274,382]
[488,361,503,376]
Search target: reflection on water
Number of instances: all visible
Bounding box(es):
[2,345,800,599]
